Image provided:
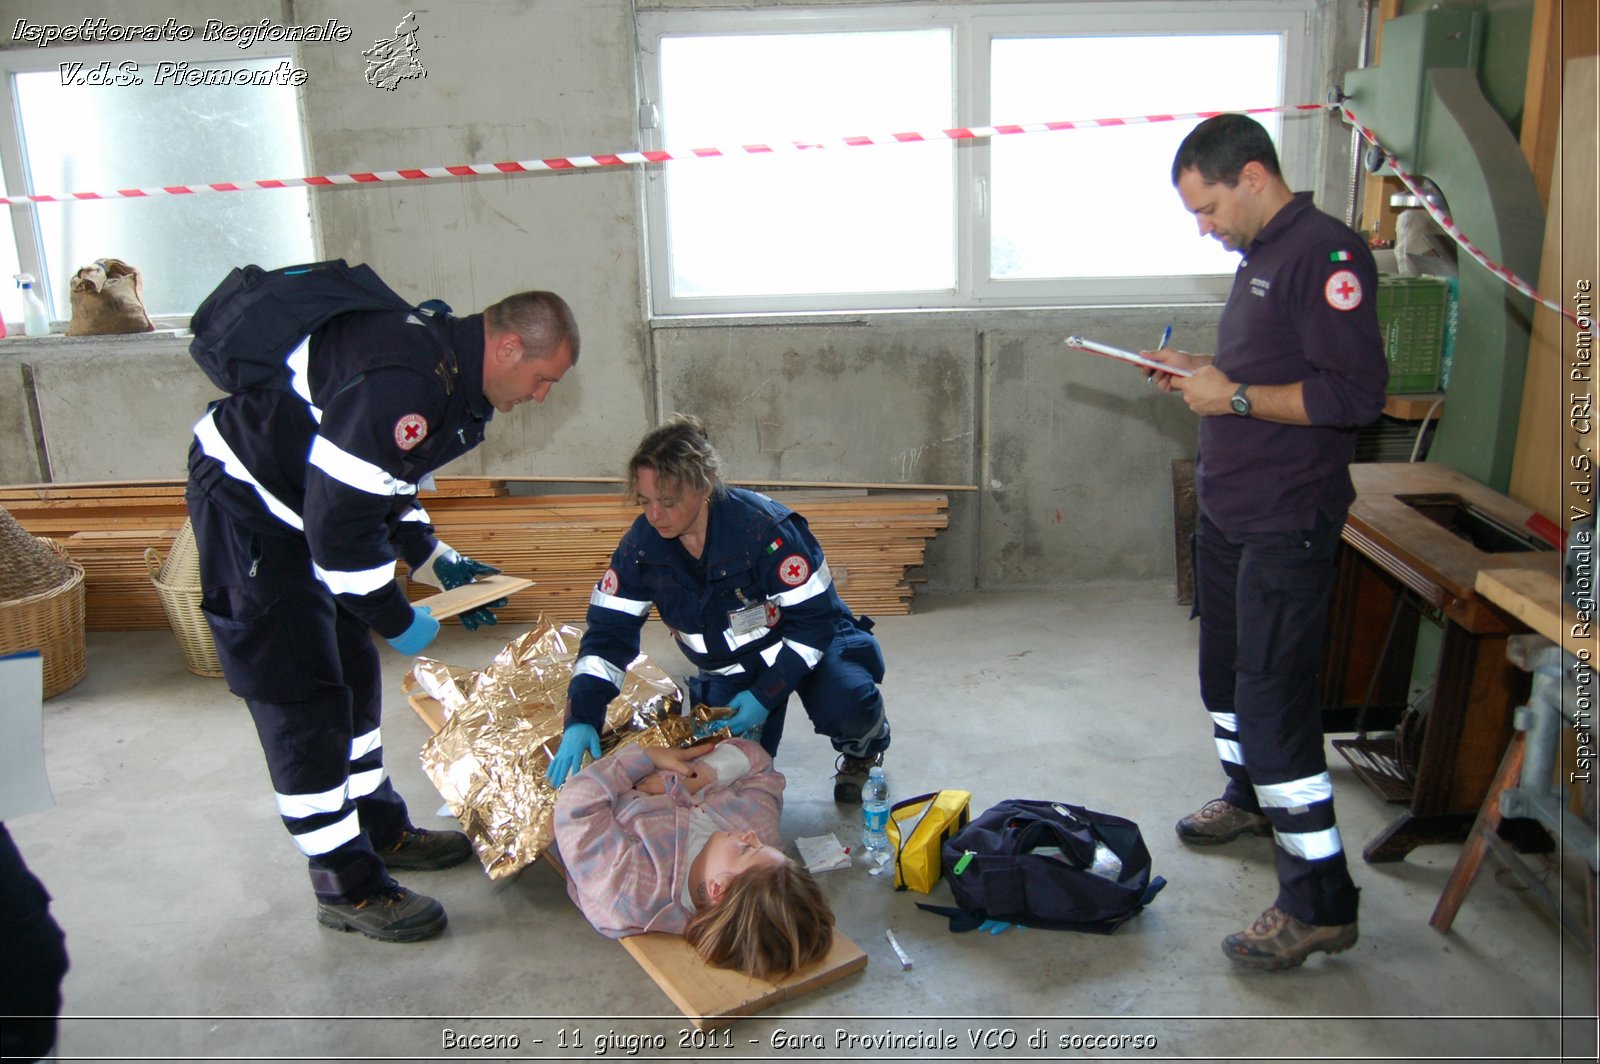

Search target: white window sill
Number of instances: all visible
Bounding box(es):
[0,326,189,347]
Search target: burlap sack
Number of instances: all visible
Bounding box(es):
[66,258,154,335]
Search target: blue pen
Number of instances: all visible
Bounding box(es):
[1157,325,1172,351]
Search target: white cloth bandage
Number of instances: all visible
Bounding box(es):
[695,743,752,787]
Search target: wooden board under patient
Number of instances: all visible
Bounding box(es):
[407,692,868,1028]
[621,924,866,1029]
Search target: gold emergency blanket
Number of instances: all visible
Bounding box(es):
[408,621,715,879]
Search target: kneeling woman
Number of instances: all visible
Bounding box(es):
[547,414,892,804]
[553,737,834,979]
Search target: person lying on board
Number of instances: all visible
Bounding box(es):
[553,737,833,979]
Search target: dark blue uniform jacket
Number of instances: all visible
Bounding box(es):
[188,309,492,638]
[1200,192,1389,534]
[567,488,849,731]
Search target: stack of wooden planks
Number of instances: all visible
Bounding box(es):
[2,479,948,630]
[403,487,949,623]
[3,482,194,631]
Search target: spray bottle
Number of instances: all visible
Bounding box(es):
[15,273,49,337]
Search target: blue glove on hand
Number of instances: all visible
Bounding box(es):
[457,603,502,632]
[432,547,501,590]
[425,546,504,631]
[722,690,769,738]
[546,723,601,787]
[385,605,439,656]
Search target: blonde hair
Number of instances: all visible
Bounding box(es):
[625,413,726,505]
[683,859,834,980]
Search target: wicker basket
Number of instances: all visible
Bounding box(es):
[146,520,224,678]
[0,538,88,699]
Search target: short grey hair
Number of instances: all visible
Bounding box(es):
[483,290,579,364]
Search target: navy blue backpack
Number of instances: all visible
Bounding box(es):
[918,798,1165,934]
[188,259,428,393]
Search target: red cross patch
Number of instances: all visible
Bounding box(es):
[777,554,810,587]
[394,413,428,450]
[599,568,619,595]
[1324,270,1363,311]
[764,601,782,627]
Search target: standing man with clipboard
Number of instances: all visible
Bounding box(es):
[1143,114,1388,971]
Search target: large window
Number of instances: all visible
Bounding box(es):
[0,41,316,326]
[659,29,955,299]
[639,2,1317,315]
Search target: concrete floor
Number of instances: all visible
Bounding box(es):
[10,585,1598,1062]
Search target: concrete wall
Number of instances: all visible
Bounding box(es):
[0,0,1365,591]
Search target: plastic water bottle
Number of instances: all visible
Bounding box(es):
[861,766,889,853]
[16,274,49,337]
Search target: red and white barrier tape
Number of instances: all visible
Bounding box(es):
[0,102,1326,206]
[1342,106,1585,330]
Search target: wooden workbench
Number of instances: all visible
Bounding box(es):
[1319,462,1561,862]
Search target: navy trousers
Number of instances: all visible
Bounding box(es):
[696,617,890,760]
[1195,510,1360,926]
[188,491,413,905]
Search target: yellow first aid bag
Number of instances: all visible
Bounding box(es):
[886,789,972,892]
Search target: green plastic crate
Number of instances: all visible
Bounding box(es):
[1375,275,1448,393]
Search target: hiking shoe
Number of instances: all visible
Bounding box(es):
[833,753,882,804]
[1222,905,1358,970]
[1175,799,1273,846]
[382,828,473,871]
[316,884,447,943]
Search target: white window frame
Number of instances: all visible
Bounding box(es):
[0,38,320,326]
[638,1,1319,317]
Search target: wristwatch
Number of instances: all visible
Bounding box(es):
[1230,383,1252,418]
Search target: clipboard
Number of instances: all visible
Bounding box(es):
[1064,335,1194,377]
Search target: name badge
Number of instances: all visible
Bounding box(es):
[727,601,770,636]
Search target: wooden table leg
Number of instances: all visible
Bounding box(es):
[1430,732,1527,932]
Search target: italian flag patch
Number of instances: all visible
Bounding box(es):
[766,537,784,554]
[1329,249,1352,262]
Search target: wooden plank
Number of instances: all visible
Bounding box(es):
[408,692,449,734]
[1511,55,1596,526]
[1476,567,1590,651]
[1430,732,1527,931]
[406,691,867,1026]
[1358,0,1408,244]
[482,476,970,491]
[622,925,866,1030]
[11,485,945,628]
[2,475,971,494]
[1381,392,1444,421]
[411,575,533,621]
[1518,0,1599,211]
[1520,0,1562,210]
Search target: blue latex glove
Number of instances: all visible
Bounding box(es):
[385,605,439,656]
[977,919,1017,936]
[430,547,504,631]
[722,690,769,738]
[546,723,601,787]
